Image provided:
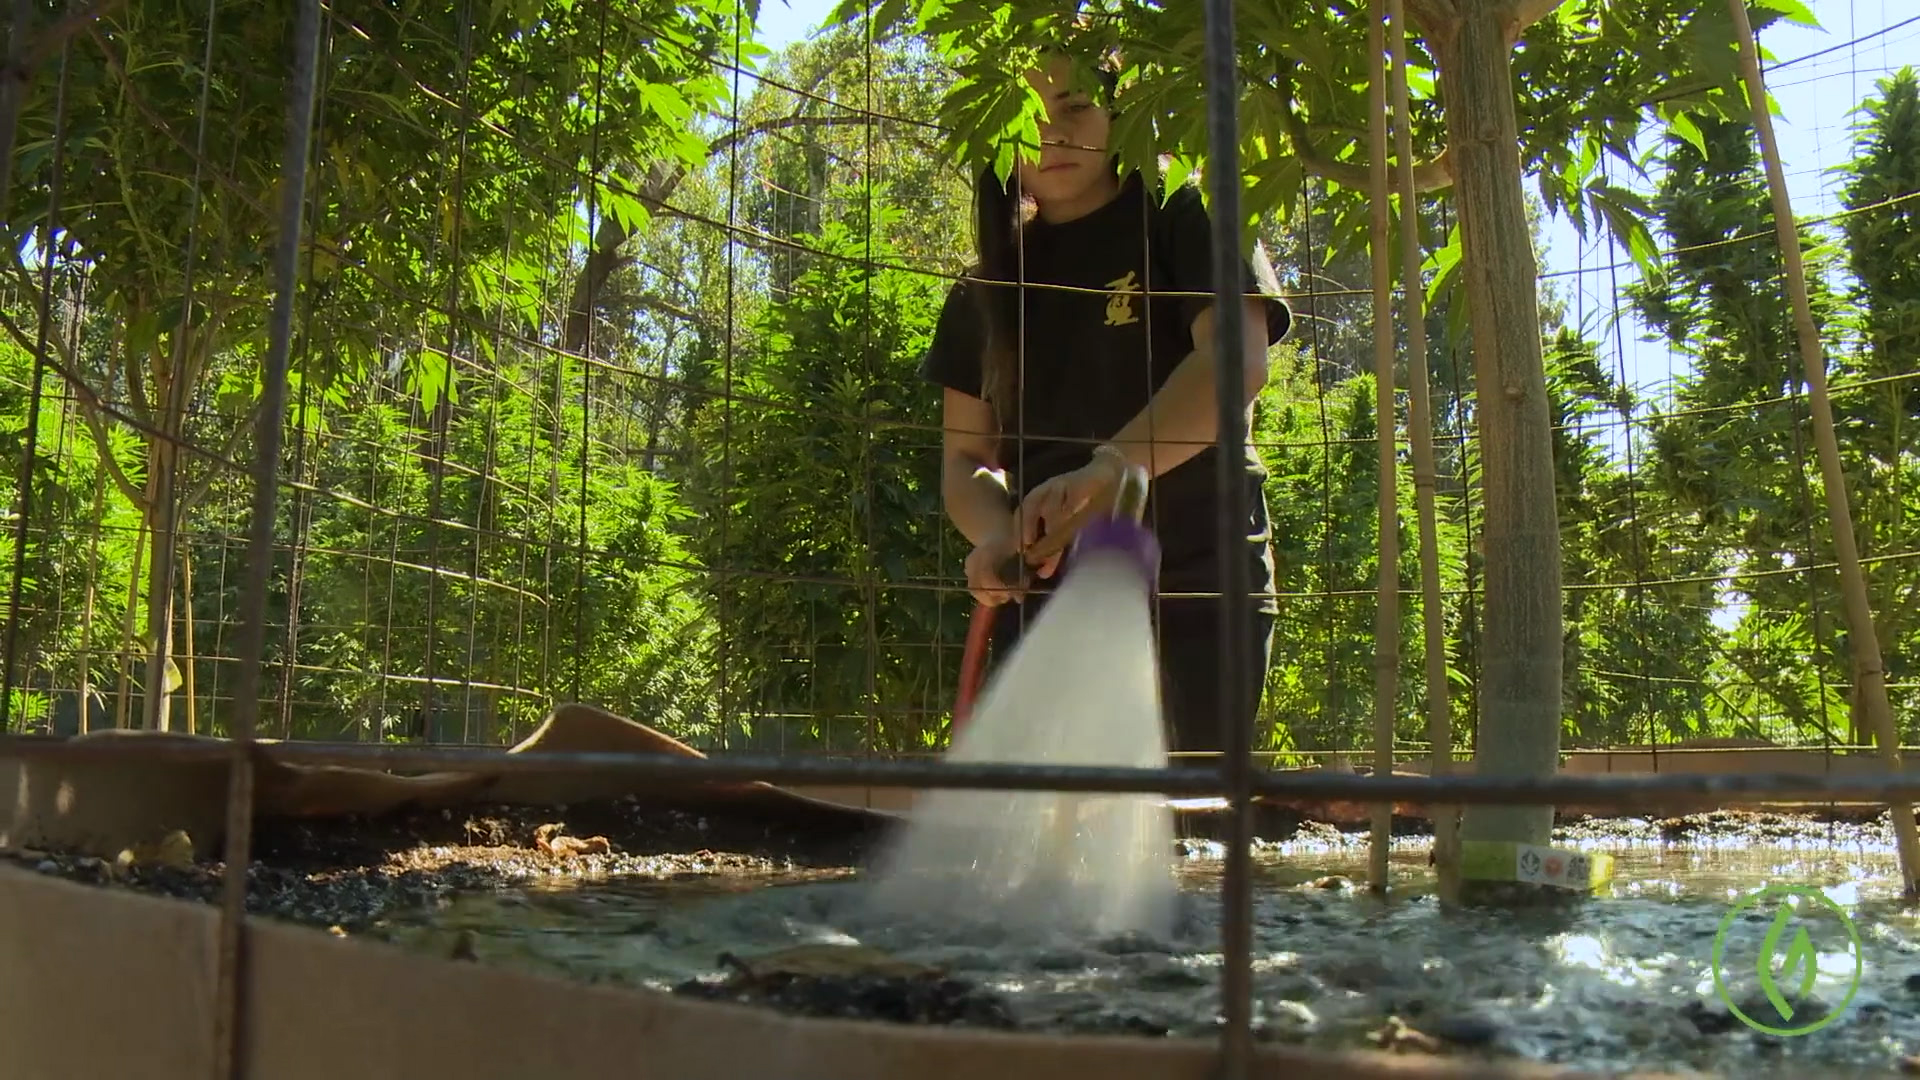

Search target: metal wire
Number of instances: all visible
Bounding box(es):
[10,731,1920,806]
[209,0,322,1074]
[4,31,1918,1080]
[1198,0,1257,1069]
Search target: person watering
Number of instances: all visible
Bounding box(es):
[921,54,1292,763]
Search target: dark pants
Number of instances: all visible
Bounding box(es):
[987,551,1277,760]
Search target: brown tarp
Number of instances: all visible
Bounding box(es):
[4,703,1902,862]
[0,703,887,859]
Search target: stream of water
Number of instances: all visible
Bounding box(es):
[376,831,1920,1078]
[863,552,1177,941]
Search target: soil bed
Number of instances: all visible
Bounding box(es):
[7,804,1915,1077]
[375,809,1920,1080]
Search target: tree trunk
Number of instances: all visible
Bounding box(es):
[644,323,680,473]
[111,499,145,730]
[141,325,209,733]
[1428,0,1563,850]
[142,431,178,731]
[1389,0,1460,902]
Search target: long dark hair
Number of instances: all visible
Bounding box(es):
[970,59,1121,439]
[971,166,1027,438]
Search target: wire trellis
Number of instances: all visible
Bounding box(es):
[0,5,1912,753]
[2,0,1920,1075]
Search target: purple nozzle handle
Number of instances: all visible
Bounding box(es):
[1068,516,1160,592]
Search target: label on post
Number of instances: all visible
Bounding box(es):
[1458,839,1614,891]
[1514,843,1589,889]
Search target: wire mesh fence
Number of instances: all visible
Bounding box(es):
[3,2,1917,772]
[2,0,1920,1074]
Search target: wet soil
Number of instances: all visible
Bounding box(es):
[1,803,1890,937]
[377,809,1920,1079]
[8,804,1916,1077]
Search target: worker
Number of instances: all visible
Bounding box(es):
[920,52,1292,764]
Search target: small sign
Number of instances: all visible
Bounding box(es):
[1456,839,1614,889]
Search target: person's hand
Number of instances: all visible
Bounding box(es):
[963,526,1027,607]
[1014,450,1127,577]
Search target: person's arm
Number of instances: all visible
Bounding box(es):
[940,387,1017,546]
[917,282,1016,546]
[1100,296,1273,479]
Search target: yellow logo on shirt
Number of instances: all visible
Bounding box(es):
[1104,270,1141,327]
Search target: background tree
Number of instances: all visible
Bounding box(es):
[2,0,739,730]
[1628,113,1860,743]
[10,1,1918,809]
[1833,67,1920,741]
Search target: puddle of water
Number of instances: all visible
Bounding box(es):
[377,839,1920,1079]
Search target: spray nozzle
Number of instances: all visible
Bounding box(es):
[1070,516,1160,591]
[990,463,1157,592]
[1069,464,1159,590]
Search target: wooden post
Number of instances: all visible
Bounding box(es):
[1727,0,1920,897]
[1388,0,1459,901]
[1366,0,1402,894]
[181,546,197,736]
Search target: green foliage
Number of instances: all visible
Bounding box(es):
[0,335,140,707]
[175,353,718,743]
[1622,89,1920,745]
[827,0,1810,275]
[681,214,961,750]
[8,2,1920,770]
[3,0,748,735]
[1832,66,1920,737]
[1541,327,1721,745]
[1838,67,1920,430]
[8,0,739,386]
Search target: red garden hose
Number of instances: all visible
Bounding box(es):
[952,550,1032,736]
[952,602,997,736]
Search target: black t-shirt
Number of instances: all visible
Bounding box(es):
[919,172,1292,584]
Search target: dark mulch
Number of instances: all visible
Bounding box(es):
[672,952,1020,1029]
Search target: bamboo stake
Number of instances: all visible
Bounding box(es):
[76,463,104,733]
[1728,0,1920,898]
[113,473,151,730]
[1367,0,1402,894]
[181,544,196,735]
[1388,0,1458,902]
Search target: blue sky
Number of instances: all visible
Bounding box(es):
[747,0,1917,404]
[1541,1,1917,407]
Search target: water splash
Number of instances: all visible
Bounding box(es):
[862,550,1177,940]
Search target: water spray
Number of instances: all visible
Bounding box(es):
[870,461,1177,941]
[953,464,1152,734]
